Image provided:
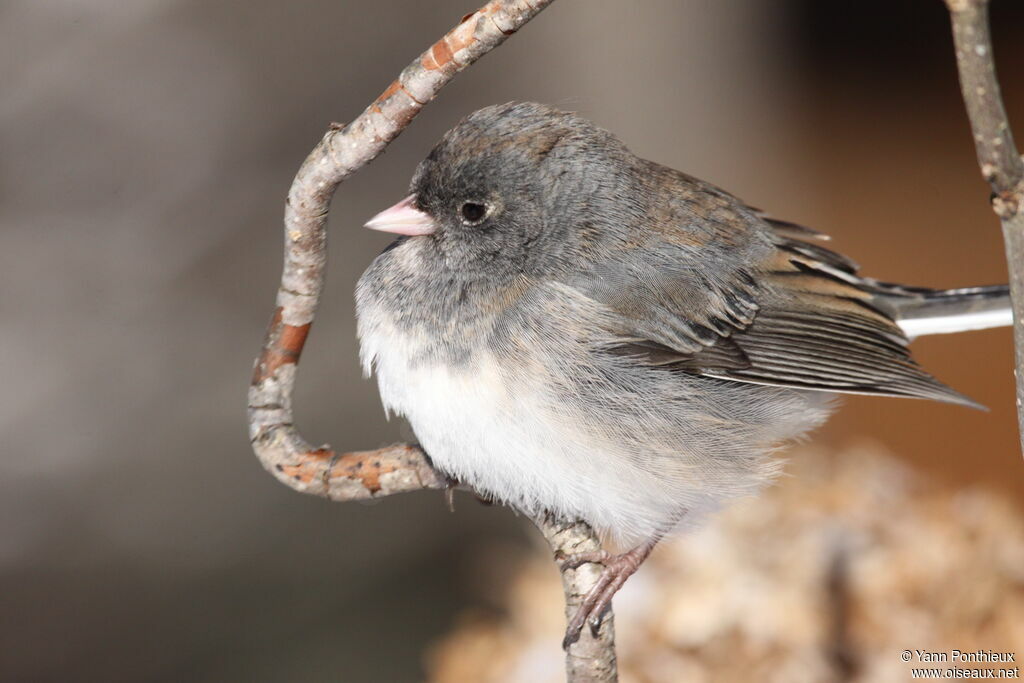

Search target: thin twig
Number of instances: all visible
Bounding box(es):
[538,517,619,683]
[944,0,1024,453]
[246,1,620,679]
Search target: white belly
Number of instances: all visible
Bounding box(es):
[360,322,696,544]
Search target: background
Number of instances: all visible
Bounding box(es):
[3,0,1023,680]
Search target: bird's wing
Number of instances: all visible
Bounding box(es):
[559,215,978,408]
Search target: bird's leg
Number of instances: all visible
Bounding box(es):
[556,535,661,648]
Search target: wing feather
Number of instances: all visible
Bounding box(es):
[559,183,977,407]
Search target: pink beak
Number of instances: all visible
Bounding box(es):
[364,195,436,236]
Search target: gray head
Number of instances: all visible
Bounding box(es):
[365,102,645,280]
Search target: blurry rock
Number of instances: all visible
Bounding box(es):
[427,445,1024,682]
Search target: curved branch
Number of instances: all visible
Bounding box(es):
[246,1,620,679]
[944,0,1024,454]
[247,0,554,500]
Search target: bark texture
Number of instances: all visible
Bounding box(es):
[538,517,619,683]
[945,0,1024,453]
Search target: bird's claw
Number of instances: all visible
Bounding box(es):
[555,549,610,572]
[557,545,650,649]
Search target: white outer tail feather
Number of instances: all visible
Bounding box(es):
[899,307,1013,338]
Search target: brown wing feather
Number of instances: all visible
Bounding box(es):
[698,229,979,407]
[577,211,978,408]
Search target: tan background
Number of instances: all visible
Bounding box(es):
[2,1,1023,680]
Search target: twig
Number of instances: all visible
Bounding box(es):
[944,0,1024,453]
[538,517,619,683]
[246,1,620,679]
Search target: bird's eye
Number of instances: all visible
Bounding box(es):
[459,201,488,225]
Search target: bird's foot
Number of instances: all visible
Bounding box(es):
[557,541,655,649]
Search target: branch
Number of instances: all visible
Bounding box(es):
[945,0,1024,210]
[248,0,554,500]
[246,1,620,679]
[944,0,1024,454]
[537,517,619,682]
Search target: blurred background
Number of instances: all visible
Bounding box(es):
[3,0,1023,680]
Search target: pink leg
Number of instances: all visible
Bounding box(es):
[557,537,660,648]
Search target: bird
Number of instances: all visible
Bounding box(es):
[354,102,1012,646]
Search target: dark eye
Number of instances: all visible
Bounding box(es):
[459,201,488,225]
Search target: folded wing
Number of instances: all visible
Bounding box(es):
[561,197,978,408]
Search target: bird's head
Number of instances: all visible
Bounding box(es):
[365,102,644,279]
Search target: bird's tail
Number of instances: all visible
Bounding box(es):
[874,282,1012,338]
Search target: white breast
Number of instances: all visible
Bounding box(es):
[358,318,703,544]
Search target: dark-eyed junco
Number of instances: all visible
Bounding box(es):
[355,102,1011,644]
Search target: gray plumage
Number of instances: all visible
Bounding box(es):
[355,102,1010,544]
